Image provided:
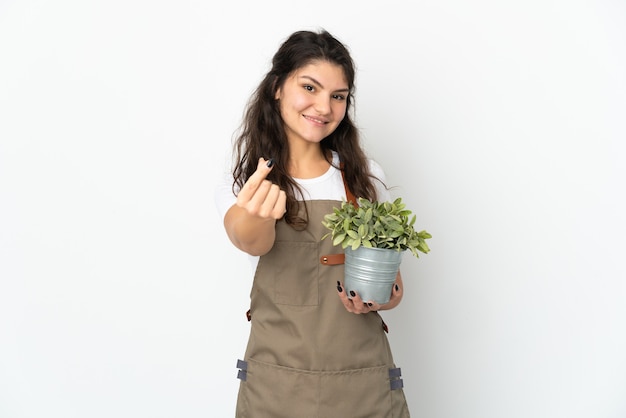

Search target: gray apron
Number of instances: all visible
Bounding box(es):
[235,200,410,418]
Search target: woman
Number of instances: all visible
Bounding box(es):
[215,29,410,417]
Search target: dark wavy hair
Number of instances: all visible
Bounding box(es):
[231,29,381,228]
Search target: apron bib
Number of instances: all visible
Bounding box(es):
[235,200,410,418]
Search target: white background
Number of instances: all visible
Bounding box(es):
[1,0,625,417]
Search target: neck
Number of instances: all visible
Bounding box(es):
[288,145,330,179]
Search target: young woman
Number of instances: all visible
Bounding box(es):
[215,29,410,417]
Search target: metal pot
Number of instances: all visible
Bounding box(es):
[344,246,403,304]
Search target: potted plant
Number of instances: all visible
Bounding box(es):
[322,197,432,304]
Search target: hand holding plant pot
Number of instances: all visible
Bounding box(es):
[322,197,432,304]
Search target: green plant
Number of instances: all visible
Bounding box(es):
[322,197,432,258]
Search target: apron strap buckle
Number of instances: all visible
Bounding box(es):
[236,359,248,381]
[389,367,404,390]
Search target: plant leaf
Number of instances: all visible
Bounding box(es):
[332,233,346,246]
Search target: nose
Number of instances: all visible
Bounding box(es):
[313,95,331,115]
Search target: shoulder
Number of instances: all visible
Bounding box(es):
[333,151,391,202]
[367,158,386,181]
[332,150,385,178]
[366,158,391,202]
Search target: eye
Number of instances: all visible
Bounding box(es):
[333,94,347,101]
[303,84,315,92]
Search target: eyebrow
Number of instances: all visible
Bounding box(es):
[300,75,350,93]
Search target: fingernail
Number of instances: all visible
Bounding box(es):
[266,158,274,168]
[337,285,343,293]
[349,290,356,297]
[395,284,399,291]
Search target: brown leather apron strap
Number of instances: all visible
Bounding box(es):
[320,254,345,265]
[377,312,389,333]
[319,162,356,267]
[339,162,357,206]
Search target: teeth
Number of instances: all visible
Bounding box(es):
[305,115,325,124]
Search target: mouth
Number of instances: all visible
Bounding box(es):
[302,115,328,125]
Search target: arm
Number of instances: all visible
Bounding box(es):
[223,158,287,256]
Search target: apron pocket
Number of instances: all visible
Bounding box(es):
[237,358,318,418]
[237,359,408,418]
[318,365,395,418]
[269,241,319,306]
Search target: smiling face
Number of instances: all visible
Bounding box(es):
[275,60,350,147]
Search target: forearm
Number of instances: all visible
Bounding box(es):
[224,204,277,256]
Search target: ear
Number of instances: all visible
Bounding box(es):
[272,76,281,100]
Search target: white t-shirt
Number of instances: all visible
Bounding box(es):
[214,151,391,269]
